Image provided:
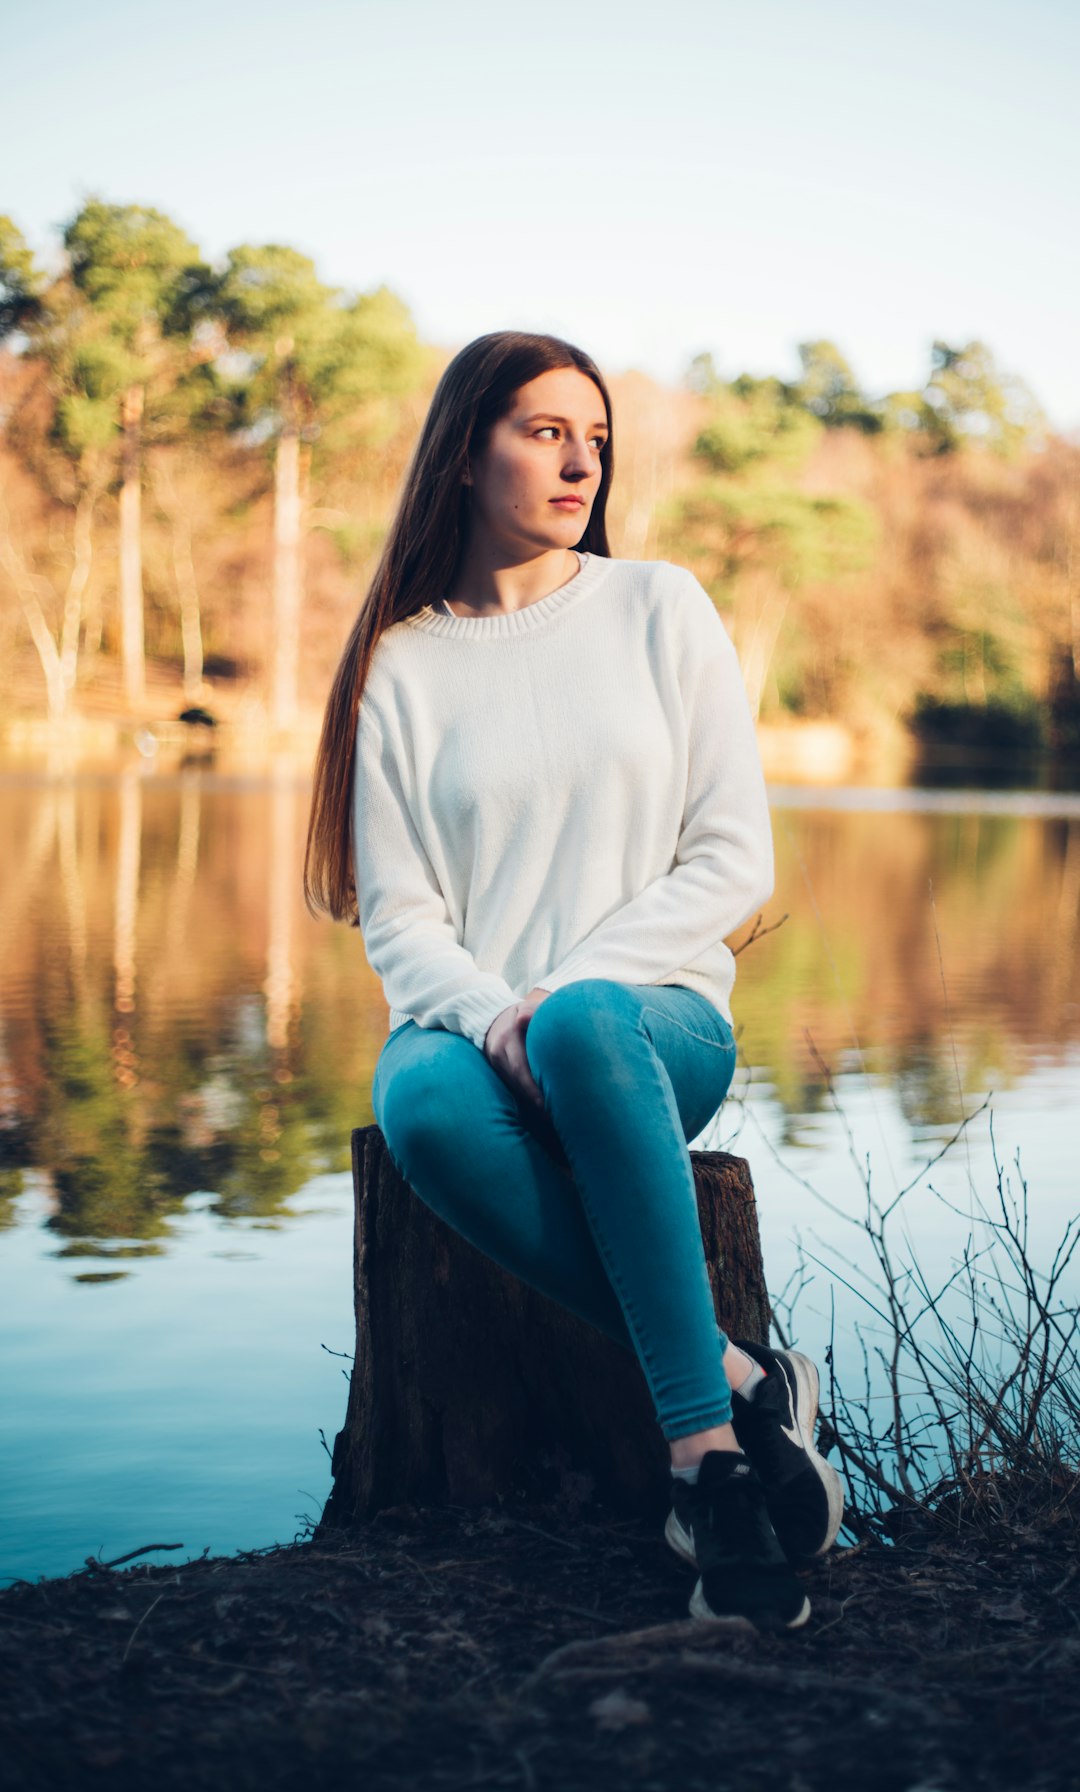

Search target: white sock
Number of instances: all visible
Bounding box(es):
[732,1357,767,1402]
[671,1462,700,1484]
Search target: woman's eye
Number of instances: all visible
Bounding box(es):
[534,426,606,449]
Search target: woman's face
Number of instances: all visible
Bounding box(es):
[465,366,608,557]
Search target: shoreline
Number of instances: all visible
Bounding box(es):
[2,711,1071,795]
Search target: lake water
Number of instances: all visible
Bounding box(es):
[1,764,1077,1582]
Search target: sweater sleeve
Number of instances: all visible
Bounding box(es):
[534,574,774,995]
[352,697,518,1051]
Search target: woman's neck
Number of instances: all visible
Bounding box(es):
[443,545,582,619]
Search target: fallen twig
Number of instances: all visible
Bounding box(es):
[85,1543,186,1573]
[122,1591,168,1664]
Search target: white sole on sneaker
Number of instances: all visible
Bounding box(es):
[689,1577,811,1630]
[785,1350,845,1557]
[667,1507,812,1629]
[664,1506,697,1568]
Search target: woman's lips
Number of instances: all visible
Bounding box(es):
[550,498,585,509]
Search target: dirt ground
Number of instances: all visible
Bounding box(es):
[2,1493,1078,1792]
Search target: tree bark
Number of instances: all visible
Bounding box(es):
[319,1125,772,1534]
[58,489,94,703]
[270,416,302,732]
[0,485,90,724]
[119,383,146,708]
[153,458,205,701]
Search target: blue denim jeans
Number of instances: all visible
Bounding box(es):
[371,977,739,1440]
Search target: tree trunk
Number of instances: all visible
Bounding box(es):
[0,493,69,723]
[119,383,146,709]
[58,489,95,704]
[271,421,302,732]
[153,459,205,701]
[176,524,205,701]
[319,1126,772,1534]
[14,587,66,721]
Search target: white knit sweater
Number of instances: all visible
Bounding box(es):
[352,552,774,1051]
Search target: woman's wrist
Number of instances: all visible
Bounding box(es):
[484,1001,520,1051]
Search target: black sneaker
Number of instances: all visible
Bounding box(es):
[665,1451,811,1632]
[729,1340,844,1564]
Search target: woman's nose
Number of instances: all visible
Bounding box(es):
[561,435,595,477]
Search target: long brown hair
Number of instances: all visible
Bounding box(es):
[303,329,616,925]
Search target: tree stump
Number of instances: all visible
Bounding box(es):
[318,1125,771,1534]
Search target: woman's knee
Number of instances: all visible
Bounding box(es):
[525,978,639,1081]
[375,1036,472,1168]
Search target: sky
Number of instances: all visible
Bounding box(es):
[6,0,1080,428]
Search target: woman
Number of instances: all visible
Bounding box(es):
[304,330,843,1631]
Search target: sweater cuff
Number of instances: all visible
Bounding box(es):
[454,984,520,1053]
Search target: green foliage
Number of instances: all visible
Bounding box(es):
[675,478,878,593]
[670,360,883,721]
[210,245,424,451]
[875,341,1047,458]
[55,390,120,455]
[685,337,1047,462]
[910,566,1047,749]
[40,1018,165,1241]
[60,201,208,446]
[911,695,1045,755]
[43,299,127,460]
[693,375,820,473]
[0,1168,22,1230]
[671,379,1071,728]
[923,340,1046,458]
[935,627,1024,708]
[0,215,44,336]
[795,340,882,433]
[334,285,424,403]
[928,560,1038,722]
[63,201,203,344]
[684,349,722,398]
[213,243,329,343]
[69,331,138,399]
[736,486,876,587]
[3,200,216,476]
[877,388,939,437]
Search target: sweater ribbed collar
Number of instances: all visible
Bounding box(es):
[403,550,614,639]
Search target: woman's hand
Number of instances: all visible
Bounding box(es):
[483,987,551,1110]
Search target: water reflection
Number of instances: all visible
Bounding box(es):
[0,765,388,1250]
[2,765,1078,1582]
[0,769,1076,1255]
[735,796,1080,1126]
